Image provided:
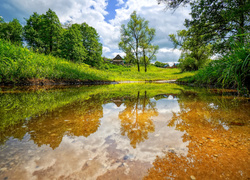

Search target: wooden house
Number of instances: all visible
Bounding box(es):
[112,54,124,65]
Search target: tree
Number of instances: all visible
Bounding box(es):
[40,9,62,54]
[23,9,62,54]
[59,24,87,63]
[79,23,103,67]
[0,16,4,23]
[0,18,23,45]
[185,0,250,53]
[140,27,159,72]
[119,11,150,72]
[124,52,136,64]
[157,0,191,10]
[159,0,250,51]
[169,29,212,71]
[23,12,43,51]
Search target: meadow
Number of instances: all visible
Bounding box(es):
[0,39,195,84]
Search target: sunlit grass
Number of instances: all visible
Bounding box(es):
[0,39,195,83]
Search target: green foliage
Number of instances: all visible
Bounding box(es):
[100,62,131,72]
[140,26,159,72]
[23,12,44,51]
[178,56,197,72]
[0,39,194,84]
[0,18,22,45]
[185,0,250,53]
[192,36,250,93]
[80,23,103,67]
[165,0,250,92]
[178,51,212,72]
[59,24,87,63]
[157,0,190,10]
[154,61,169,68]
[0,39,108,83]
[40,9,62,54]
[119,11,158,72]
[0,16,4,23]
[24,9,62,54]
[169,30,212,72]
[23,10,103,67]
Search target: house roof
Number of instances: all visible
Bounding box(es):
[113,54,123,60]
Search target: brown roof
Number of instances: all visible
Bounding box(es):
[113,54,123,60]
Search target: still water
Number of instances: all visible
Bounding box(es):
[0,83,249,180]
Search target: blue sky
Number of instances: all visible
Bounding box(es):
[105,0,128,22]
[0,0,190,64]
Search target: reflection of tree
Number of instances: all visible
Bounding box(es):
[144,92,250,179]
[0,123,27,145]
[119,91,158,148]
[27,96,102,149]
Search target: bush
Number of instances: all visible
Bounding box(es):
[99,62,131,72]
[193,35,250,93]
[179,57,198,72]
[154,61,169,68]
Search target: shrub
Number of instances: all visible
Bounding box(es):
[193,35,250,93]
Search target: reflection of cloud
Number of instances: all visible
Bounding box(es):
[1,98,187,179]
[102,103,125,116]
[154,98,181,113]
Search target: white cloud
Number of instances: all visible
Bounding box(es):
[159,48,181,54]
[0,0,191,62]
[103,46,111,53]
[116,0,125,6]
[102,0,190,62]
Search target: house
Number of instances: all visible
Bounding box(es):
[111,97,124,107]
[112,54,124,65]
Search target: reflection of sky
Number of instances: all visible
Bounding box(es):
[0,98,188,180]
[152,97,180,114]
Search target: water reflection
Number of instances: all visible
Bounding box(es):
[0,84,249,180]
[145,90,250,179]
[28,96,102,149]
[1,95,103,149]
[119,91,158,148]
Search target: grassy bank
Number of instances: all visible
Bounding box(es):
[0,39,195,84]
[177,39,250,94]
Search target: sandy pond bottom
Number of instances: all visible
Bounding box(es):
[0,84,249,180]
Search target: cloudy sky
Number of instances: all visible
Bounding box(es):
[0,0,190,63]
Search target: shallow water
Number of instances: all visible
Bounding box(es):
[0,84,249,180]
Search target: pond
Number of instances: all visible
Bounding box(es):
[0,83,249,180]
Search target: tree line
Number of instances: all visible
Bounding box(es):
[160,0,250,92]
[159,0,250,72]
[0,9,103,67]
[1,10,159,72]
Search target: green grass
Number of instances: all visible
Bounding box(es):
[0,39,195,83]
[0,39,110,83]
[178,36,250,94]
[104,66,196,81]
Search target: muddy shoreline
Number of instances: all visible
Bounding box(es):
[0,78,177,87]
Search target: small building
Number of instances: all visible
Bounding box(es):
[112,54,124,65]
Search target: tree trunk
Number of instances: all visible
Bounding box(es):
[238,0,245,44]
[143,50,147,72]
[136,39,140,72]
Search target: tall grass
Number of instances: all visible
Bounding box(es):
[187,35,250,94]
[0,39,110,83]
